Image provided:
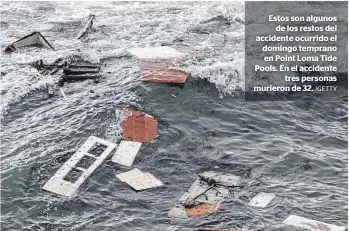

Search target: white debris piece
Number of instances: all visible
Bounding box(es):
[127,46,185,59]
[249,192,275,208]
[112,141,142,167]
[179,179,230,205]
[169,171,240,218]
[60,88,67,100]
[282,215,346,231]
[42,136,117,197]
[116,168,163,191]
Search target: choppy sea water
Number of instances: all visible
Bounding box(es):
[0,2,347,231]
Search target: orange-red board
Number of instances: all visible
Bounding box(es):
[140,59,187,84]
[186,203,220,217]
[120,108,158,143]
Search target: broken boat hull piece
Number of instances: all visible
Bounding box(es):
[76,14,95,39]
[168,171,241,218]
[5,32,54,52]
[118,108,158,143]
[42,136,116,197]
[140,59,187,84]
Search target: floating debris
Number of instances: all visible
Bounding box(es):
[128,46,185,59]
[128,46,187,84]
[76,14,95,39]
[112,140,142,167]
[140,59,187,84]
[42,136,116,197]
[118,108,158,143]
[168,171,241,218]
[282,215,346,231]
[5,32,54,53]
[47,86,54,97]
[116,168,163,191]
[248,192,275,208]
[62,62,101,82]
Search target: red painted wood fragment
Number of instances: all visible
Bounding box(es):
[119,108,158,143]
[186,203,220,217]
[140,59,187,84]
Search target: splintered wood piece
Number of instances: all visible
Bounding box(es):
[116,168,163,191]
[169,171,240,218]
[186,203,220,217]
[119,108,158,143]
[128,46,185,59]
[42,136,116,197]
[282,215,346,231]
[140,59,187,84]
[111,141,142,167]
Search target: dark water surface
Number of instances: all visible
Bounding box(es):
[1,2,347,231]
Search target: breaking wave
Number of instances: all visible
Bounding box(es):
[1,1,244,115]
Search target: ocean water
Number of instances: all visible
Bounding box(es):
[0,2,347,231]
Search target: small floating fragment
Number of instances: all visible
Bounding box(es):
[5,32,54,53]
[42,136,117,197]
[111,140,142,167]
[248,192,275,208]
[168,171,241,218]
[282,215,346,231]
[76,14,95,39]
[128,46,185,59]
[118,108,158,143]
[116,168,163,191]
[47,86,54,97]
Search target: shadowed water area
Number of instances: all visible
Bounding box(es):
[1,2,347,231]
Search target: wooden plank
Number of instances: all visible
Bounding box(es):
[118,108,158,143]
[42,136,117,197]
[128,46,185,59]
[248,192,275,208]
[282,215,346,231]
[116,168,163,191]
[111,141,142,167]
